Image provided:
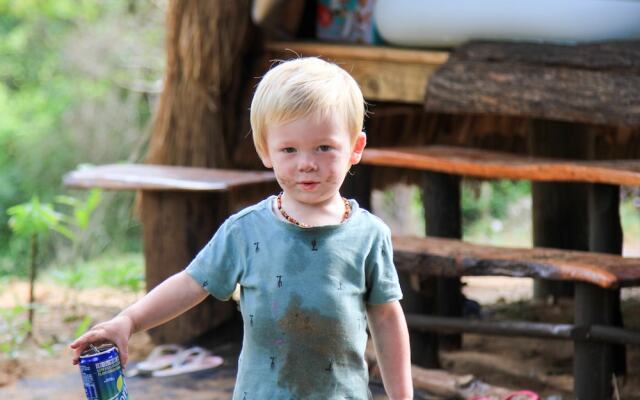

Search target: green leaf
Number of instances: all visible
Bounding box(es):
[74,189,101,229]
[7,196,64,237]
[74,315,92,338]
[54,195,79,208]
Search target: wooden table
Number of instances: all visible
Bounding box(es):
[65,164,278,343]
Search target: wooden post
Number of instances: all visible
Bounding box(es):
[398,273,439,368]
[140,1,256,344]
[423,171,463,352]
[574,282,616,399]
[530,119,590,300]
[589,182,626,376]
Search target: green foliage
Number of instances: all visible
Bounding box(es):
[6,191,101,338]
[6,190,102,270]
[55,189,102,231]
[49,252,144,293]
[0,0,164,261]
[74,315,93,338]
[462,180,530,224]
[7,196,73,240]
[461,180,532,245]
[621,195,640,239]
[0,302,32,358]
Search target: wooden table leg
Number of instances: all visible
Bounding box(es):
[140,191,237,344]
[574,282,616,399]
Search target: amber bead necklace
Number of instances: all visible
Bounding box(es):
[276,192,350,228]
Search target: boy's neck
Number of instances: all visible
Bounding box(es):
[274,192,348,227]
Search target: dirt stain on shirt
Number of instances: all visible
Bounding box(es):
[252,293,363,399]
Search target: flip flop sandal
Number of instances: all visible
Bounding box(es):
[152,346,224,377]
[504,391,540,400]
[135,344,185,375]
[469,390,539,400]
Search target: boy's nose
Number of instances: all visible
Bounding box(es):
[298,155,318,172]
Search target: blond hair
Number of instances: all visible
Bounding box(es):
[250,57,365,158]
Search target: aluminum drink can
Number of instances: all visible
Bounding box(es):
[79,343,129,400]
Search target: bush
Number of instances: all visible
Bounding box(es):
[0,0,165,266]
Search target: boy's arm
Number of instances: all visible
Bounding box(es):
[119,270,209,333]
[70,270,208,366]
[366,300,413,400]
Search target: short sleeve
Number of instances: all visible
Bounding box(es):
[185,219,245,301]
[365,226,403,304]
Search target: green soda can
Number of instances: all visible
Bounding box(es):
[79,343,129,400]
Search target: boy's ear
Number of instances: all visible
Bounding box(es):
[350,132,367,165]
[258,149,273,169]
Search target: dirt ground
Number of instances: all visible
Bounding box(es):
[1,278,639,399]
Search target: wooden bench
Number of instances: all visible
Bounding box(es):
[393,235,640,397]
[64,164,278,343]
[361,144,640,398]
[362,145,640,186]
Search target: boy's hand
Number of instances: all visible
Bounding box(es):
[69,314,134,368]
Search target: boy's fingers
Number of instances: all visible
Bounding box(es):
[119,351,128,368]
[113,338,129,367]
[70,329,97,347]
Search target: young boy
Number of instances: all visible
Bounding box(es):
[71,57,413,400]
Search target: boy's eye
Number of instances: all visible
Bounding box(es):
[317,145,332,152]
[282,147,296,153]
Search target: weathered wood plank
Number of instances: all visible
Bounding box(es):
[392,236,640,289]
[451,40,640,71]
[265,41,449,103]
[425,60,640,126]
[362,145,640,185]
[63,164,275,192]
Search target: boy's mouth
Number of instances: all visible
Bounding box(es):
[298,181,319,191]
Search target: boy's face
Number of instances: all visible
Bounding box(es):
[260,114,366,206]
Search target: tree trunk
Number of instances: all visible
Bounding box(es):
[143,0,256,344]
[147,0,254,168]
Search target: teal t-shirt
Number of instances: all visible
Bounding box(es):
[186,196,402,400]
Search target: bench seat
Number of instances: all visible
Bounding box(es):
[393,235,640,398]
[393,235,640,289]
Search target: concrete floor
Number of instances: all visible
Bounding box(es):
[0,339,391,400]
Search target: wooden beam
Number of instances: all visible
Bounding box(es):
[361,145,640,186]
[265,41,449,103]
[405,314,640,345]
[424,41,640,126]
